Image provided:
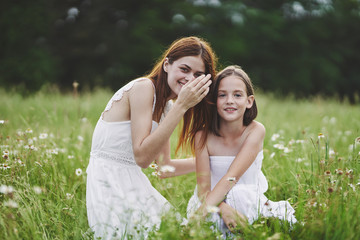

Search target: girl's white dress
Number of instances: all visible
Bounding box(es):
[187,151,297,234]
[86,78,172,239]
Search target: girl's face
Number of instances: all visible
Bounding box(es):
[164,55,205,99]
[216,75,254,123]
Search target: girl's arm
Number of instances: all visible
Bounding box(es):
[194,130,211,201]
[204,122,266,208]
[130,75,212,168]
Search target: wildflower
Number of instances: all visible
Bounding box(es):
[81,117,88,123]
[296,139,305,144]
[33,186,42,194]
[4,200,18,208]
[75,168,82,176]
[327,187,334,193]
[160,165,175,173]
[149,163,158,169]
[319,159,325,164]
[329,148,336,157]
[271,133,280,141]
[227,177,236,182]
[0,185,14,194]
[324,170,331,176]
[348,184,355,191]
[335,169,343,175]
[0,120,5,124]
[66,193,73,199]
[206,205,220,213]
[318,133,325,139]
[273,143,284,150]
[270,152,275,158]
[0,163,11,170]
[77,136,84,142]
[39,133,48,139]
[151,171,161,176]
[25,128,33,134]
[283,147,292,153]
[355,137,360,146]
[346,169,353,175]
[166,183,173,189]
[68,155,74,159]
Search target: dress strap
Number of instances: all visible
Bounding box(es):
[101,78,156,118]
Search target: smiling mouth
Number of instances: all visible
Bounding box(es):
[224,108,237,112]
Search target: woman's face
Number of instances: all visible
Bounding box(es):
[164,55,205,99]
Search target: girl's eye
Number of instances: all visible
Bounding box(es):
[180,67,189,72]
[218,94,226,98]
[234,94,241,97]
[194,73,201,78]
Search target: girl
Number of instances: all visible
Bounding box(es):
[86,36,217,239]
[187,65,297,236]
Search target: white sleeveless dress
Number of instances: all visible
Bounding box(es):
[187,151,297,234]
[86,78,172,239]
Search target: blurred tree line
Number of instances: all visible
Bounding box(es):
[0,0,359,102]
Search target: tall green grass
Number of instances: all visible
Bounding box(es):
[0,88,359,239]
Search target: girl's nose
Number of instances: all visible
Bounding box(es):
[226,96,234,104]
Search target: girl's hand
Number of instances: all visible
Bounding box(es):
[219,202,248,233]
[176,74,212,110]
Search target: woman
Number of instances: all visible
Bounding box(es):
[86,36,217,239]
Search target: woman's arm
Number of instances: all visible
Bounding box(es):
[194,130,211,202]
[130,75,212,168]
[204,123,266,208]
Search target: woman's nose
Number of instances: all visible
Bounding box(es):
[185,73,195,82]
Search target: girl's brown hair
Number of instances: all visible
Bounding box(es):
[144,36,217,154]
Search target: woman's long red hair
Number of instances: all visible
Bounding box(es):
[144,36,217,155]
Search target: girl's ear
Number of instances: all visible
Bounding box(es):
[246,95,255,109]
[163,58,169,72]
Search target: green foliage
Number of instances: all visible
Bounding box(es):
[1,89,360,239]
[1,0,359,101]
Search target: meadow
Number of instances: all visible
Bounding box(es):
[0,87,359,240]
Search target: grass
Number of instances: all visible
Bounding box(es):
[0,87,359,239]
